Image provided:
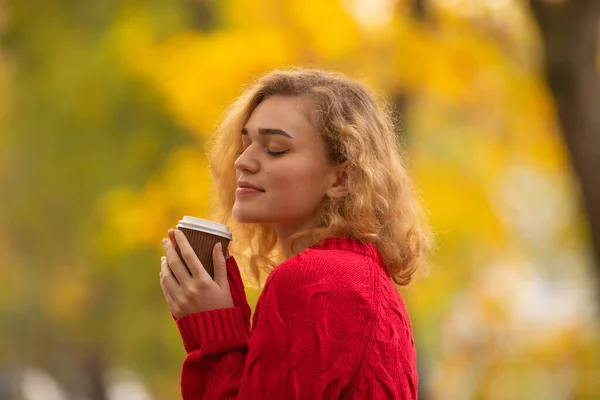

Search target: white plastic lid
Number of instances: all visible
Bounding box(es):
[176,216,232,240]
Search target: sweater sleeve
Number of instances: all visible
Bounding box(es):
[175,256,252,399]
[175,255,377,400]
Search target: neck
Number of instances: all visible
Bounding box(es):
[273,222,314,258]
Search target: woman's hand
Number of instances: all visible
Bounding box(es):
[159,229,234,318]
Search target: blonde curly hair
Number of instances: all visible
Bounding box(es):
[207,68,432,286]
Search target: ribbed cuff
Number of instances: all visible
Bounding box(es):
[225,256,252,333]
[176,307,249,355]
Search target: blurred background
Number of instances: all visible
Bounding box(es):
[1,0,599,399]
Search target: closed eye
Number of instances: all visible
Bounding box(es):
[237,144,289,157]
[265,149,289,157]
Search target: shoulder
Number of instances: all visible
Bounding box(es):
[283,245,374,276]
[256,248,378,332]
[264,245,381,304]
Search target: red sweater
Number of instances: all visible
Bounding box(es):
[174,237,418,399]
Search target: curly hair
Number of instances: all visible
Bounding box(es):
[206,68,432,286]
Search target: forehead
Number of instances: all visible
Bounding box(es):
[244,95,318,139]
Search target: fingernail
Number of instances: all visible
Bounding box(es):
[162,238,168,246]
[161,256,166,262]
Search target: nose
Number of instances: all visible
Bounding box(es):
[234,146,260,174]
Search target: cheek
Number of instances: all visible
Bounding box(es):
[269,168,324,203]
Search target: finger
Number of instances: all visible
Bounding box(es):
[173,229,211,281]
[168,228,177,246]
[213,242,229,288]
[159,270,176,305]
[160,258,181,316]
[163,235,191,284]
[167,230,179,281]
[160,256,180,295]
[159,273,180,317]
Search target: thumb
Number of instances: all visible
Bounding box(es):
[213,242,229,289]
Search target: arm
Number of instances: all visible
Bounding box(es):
[159,228,252,399]
[176,256,251,399]
[176,256,376,399]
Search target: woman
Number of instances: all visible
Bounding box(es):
[160,68,431,399]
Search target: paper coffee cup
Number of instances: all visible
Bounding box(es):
[175,216,232,279]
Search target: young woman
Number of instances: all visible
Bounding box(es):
[159,68,431,399]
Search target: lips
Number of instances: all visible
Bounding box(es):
[237,181,265,192]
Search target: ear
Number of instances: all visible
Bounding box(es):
[326,162,349,198]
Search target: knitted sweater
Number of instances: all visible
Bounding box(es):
[174,237,418,399]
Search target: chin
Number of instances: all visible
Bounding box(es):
[232,205,264,224]
[233,214,258,224]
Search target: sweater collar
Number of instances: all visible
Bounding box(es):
[309,237,385,265]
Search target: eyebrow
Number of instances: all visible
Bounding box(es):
[241,127,293,139]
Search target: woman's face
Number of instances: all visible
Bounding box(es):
[233,95,343,234]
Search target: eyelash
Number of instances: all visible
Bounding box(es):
[265,149,288,157]
[237,148,289,157]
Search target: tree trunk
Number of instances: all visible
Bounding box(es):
[82,350,108,400]
[529,0,600,273]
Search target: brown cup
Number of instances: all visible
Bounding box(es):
[174,216,232,279]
